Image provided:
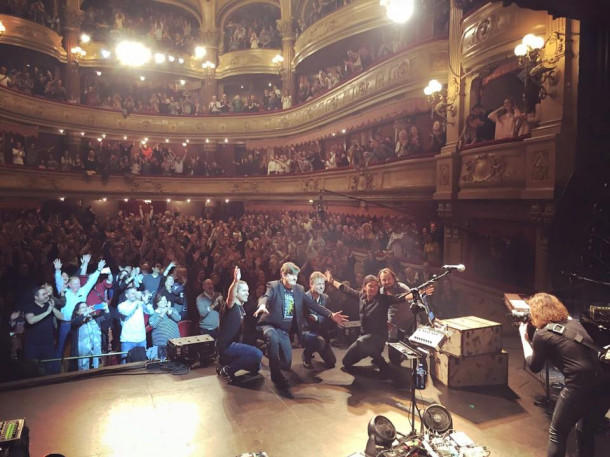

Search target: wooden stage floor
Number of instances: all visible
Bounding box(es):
[0,337,607,457]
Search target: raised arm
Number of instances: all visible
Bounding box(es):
[53,258,64,294]
[226,266,241,309]
[324,270,359,298]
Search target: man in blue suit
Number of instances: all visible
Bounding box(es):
[302,271,336,369]
[254,262,347,388]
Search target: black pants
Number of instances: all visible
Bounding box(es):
[548,381,610,457]
[342,333,388,369]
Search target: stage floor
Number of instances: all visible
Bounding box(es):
[0,336,607,457]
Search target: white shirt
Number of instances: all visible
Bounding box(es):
[118,300,147,342]
[61,270,101,321]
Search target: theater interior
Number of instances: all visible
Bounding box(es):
[0,1,608,456]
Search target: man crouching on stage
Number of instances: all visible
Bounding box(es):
[216,266,263,384]
[254,262,348,389]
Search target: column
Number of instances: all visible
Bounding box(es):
[529,202,554,291]
[199,28,220,105]
[276,19,296,97]
[62,1,83,102]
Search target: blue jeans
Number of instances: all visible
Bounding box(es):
[302,331,336,368]
[258,325,292,384]
[343,333,388,369]
[121,340,147,363]
[55,321,71,359]
[219,343,263,375]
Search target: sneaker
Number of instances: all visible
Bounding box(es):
[302,352,313,369]
[219,366,236,384]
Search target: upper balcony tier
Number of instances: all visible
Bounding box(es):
[0,40,449,141]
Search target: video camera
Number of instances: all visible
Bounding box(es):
[508,309,531,324]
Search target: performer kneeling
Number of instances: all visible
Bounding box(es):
[216,266,263,384]
[302,271,336,369]
[519,293,610,457]
[325,271,411,378]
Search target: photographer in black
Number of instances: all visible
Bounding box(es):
[519,293,610,457]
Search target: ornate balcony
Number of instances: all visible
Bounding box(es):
[0,40,448,141]
[0,14,67,62]
[216,49,281,79]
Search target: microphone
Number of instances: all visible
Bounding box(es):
[442,264,466,272]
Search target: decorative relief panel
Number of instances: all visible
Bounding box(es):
[302,178,321,193]
[216,49,281,77]
[351,172,374,192]
[531,150,550,182]
[461,153,509,184]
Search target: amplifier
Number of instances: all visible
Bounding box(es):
[409,326,446,350]
[168,335,215,362]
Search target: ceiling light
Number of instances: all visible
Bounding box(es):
[380,0,415,24]
[115,41,151,66]
[195,46,206,59]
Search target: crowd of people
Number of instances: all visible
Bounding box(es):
[0,64,68,101]
[0,0,61,31]
[222,6,281,53]
[457,97,540,151]
[2,120,441,175]
[80,0,200,55]
[0,205,444,381]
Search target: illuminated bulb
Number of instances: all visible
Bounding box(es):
[342,129,346,134]
[180,79,185,85]
[154,53,166,64]
[429,79,442,92]
[185,139,189,143]
[165,139,169,143]
[102,133,106,138]
[59,197,65,202]
[380,0,415,24]
[168,55,175,62]
[115,41,151,66]
[124,198,128,202]
[101,49,111,58]
[309,199,314,203]
[195,46,206,59]
[532,35,545,50]
[80,33,91,43]
[102,197,107,202]
[81,131,85,136]
[96,71,102,76]
[58,129,64,134]
[167,199,171,203]
[225,199,229,203]
[139,75,146,81]
[187,198,191,203]
[224,138,228,143]
[178,58,184,64]
[97,137,102,142]
[182,142,187,147]
[144,137,148,142]
[424,86,433,96]
[206,199,210,203]
[205,138,209,143]
[123,135,128,140]
[514,43,528,57]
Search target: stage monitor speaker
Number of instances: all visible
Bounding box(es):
[168,335,215,362]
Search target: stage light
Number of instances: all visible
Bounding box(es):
[116,41,151,66]
[422,404,453,434]
[365,415,396,456]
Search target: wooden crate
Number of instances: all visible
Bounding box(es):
[439,316,502,357]
[431,350,508,387]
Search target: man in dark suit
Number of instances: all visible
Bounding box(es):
[302,271,336,369]
[254,262,347,388]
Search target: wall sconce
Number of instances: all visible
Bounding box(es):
[0,20,6,36]
[424,79,455,125]
[272,54,285,75]
[514,33,559,108]
[71,46,87,66]
[201,60,216,81]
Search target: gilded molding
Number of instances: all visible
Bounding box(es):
[0,41,448,141]
[294,0,388,67]
[216,49,280,78]
[0,15,67,62]
[0,157,436,200]
[460,3,548,72]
